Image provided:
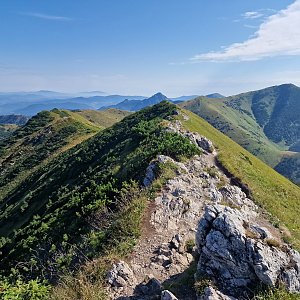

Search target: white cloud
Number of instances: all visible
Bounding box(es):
[191,1,300,62]
[20,12,71,21]
[242,11,264,19]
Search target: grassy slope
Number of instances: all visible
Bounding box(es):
[181,84,300,184]
[181,97,284,167]
[0,109,128,202]
[182,109,300,248]
[0,124,18,140]
[0,103,299,299]
[76,108,132,128]
[0,102,200,280]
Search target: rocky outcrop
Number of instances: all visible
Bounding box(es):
[107,261,136,288]
[143,155,188,187]
[196,205,300,298]
[166,120,214,153]
[107,120,300,300]
[198,286,237,300]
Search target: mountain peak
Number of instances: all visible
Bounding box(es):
[148,92,168,100]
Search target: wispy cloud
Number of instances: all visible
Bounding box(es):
[20,12,72,21]
[191,1,300,62]
[242,11,264,19]
[244,24,259,29]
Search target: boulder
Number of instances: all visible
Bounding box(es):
[107,261,136,288]
[183,132,214,153]
[196,205,300,297]
[198,286,237,300]
[195,136,214,153]
[143,155,188,187]
[138,277,162,296]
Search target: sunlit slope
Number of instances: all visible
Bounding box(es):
[181,96,283,167]
[76,108,131,128]
[0,102,199,280]
[0,108,128,201]
[181,109,300,248]
[181,84,300,183]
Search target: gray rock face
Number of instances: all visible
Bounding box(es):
[193,134,214,153]
[165,120,214,153]
[138,277,162,296]
[198,286,237,300]
[196,205,300,298]
[143,155,188,187]
[107,261,136,288]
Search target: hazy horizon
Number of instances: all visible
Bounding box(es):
[1,0,300,97]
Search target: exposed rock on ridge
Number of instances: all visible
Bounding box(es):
[196,205,300,298]
[106,118,300,300]
[166,120,214,154]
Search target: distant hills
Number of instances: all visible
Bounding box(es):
[0,115,29,139]
[181,83,300,184]
[0,90,225,116]
[100,92,169,111]
[100,92,223,112]
[0,91,146,115]
[0,114,29,125]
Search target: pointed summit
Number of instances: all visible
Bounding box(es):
[99,92,169,111]
[143,92,168,106]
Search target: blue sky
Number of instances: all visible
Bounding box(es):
[0,0,299,96]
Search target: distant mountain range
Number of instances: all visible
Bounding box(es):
[0,114,29,125]
[0,90,225,116]
[0,92,146,115]
[181,83,300,184]
[100,92,169,111]
[100,92,224,112]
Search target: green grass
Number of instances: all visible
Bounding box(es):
[0,108,130,203]
[181,109,300,249]
[180,84,300,184]
[254,287,300,299]
[76,108,132,128]
[0,102,200,281]
[181,97,284,167]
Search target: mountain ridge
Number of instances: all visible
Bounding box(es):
[181,83,300,183]
[0,102,300,299]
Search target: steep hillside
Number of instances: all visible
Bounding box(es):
[0,102,300,299]
[0,102,199,281]
[181,84,300,183]
[0,108,128,201]
[0,124,18,140]
[181,109,300,247]
[275,153,300,184]
[0,114,29,125]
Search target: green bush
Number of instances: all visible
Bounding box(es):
[0,278,49,300]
